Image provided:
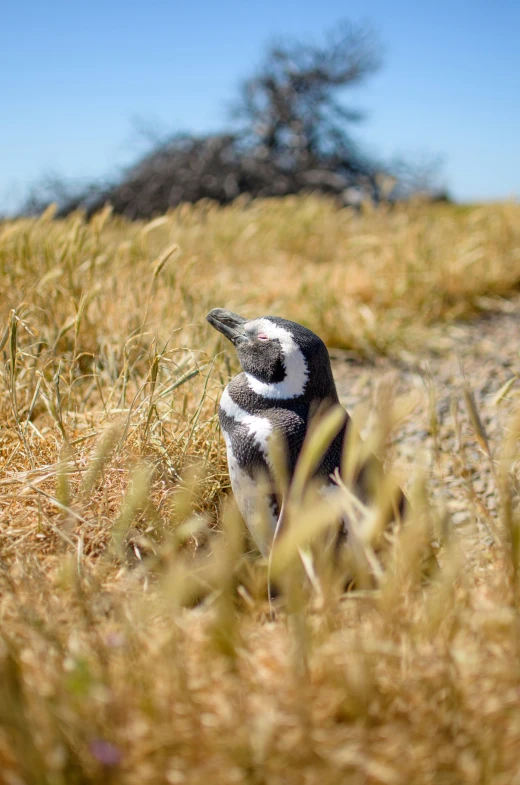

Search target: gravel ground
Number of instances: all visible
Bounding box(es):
[331,299,520,553]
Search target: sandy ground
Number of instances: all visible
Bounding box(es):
[331,297,520,552]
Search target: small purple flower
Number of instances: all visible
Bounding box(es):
[90,740,122,767]
[104,632,126,648]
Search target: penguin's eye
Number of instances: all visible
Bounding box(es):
[257,333,270,342]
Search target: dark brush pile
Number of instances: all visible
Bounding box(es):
[79,133,380,219]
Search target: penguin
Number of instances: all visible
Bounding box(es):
[206,308,405,558]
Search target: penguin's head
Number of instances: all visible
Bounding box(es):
[206,308,337,401]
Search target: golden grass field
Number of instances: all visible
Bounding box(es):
[1,196,520,784]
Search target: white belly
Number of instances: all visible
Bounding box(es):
[223,431,278,557]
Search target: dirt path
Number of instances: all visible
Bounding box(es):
[331,299,520,548]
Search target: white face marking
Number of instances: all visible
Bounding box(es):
[244,318,309,399]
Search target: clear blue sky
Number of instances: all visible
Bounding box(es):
[1,0,519,212]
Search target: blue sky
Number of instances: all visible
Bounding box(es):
[1,0,518,212]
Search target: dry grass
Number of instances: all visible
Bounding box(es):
[1,196,520,784]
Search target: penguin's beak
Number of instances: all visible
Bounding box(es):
[206,308,249,345]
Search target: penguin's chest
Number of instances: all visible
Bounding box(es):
[218,387,274,470]
[222,426,273,505]
[218,396,279,555]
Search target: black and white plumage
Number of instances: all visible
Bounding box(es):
[206,308,404,557]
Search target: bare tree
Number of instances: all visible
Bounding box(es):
[233,22,382,189]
